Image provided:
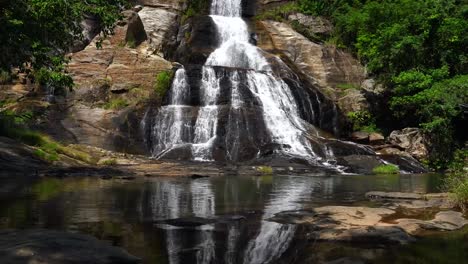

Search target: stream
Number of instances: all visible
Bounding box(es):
[1,173,466,263]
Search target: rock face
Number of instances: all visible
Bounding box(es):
[137,0,185,11]
[0,229,140,264]
[0,137,46,175]
[64,9,174,153]
[288,13,334,37]
[388,128,429,160]
[260,20,369,118]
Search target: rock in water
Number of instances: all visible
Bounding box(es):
[0,229,140,264]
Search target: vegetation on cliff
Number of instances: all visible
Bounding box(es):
[0,0,128,89]
[259,0,467,168]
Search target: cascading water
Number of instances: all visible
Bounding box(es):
[145,0,351,167]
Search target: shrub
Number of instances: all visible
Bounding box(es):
[101,158,117,166]
[104,98,129,110]
[372,164,399,174]
[257,166,274,175]
[154,70,174,100]
[445,149,468,212]
[346,110,380,133]
[256,3,298,21]
[0,70,12,84]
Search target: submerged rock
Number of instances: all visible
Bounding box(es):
[0,229,140,264]
[269,205,468,245]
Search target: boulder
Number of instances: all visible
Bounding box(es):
[138,7,179,56]
[350,131,369,143]
[369,133,385,145]
[388,128,429,160]
[0,229,140,264]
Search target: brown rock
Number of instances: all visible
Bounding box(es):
[138,0,185,11]
[369,132,385,145]
[351,131,369,143]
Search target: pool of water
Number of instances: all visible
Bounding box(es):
[1,173,466,263]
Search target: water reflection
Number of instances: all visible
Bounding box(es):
[0,174,444,263]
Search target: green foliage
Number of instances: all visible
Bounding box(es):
[445,149,468,212]
[372,164,399,174]
[104,98,129,110]
[346,110,380,133]
[0,70,12,84]
[256,166,274,175]
[101,158,117,166]
[290,0,467,168]
[256,3,299,21]
[0,0,128,90]
[154,70,174,100]
[337,83,360,90]
[182,0,211,23]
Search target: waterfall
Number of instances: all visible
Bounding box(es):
[144,0,345,166]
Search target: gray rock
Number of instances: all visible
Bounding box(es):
[0,229,140,264]
[139,7,179,56]
[366,191,423,200]
[287,13,334,36]
[388,128,429,160]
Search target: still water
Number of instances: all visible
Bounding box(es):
[0,174,466,263]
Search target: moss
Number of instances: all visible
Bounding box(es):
[255,3,299,21]
[0,70,12,84]
[101,158,117,166]
[257,166,274,175]
[103,98,129,110]
[337,83,360,90]
[372,164,399,174]
[154,70,174,100]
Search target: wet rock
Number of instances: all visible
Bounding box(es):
[366,192,423,200]
[0,229,140,264]
[337,155,383,174]
[161,217,216,227]
[395,211,468,234]
[190,174,210,179]
[388,128,429,160]
[379,155,428,173]
[0,137,47,175]
[316,226,414,245]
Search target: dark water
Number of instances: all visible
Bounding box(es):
[0,173,466,263]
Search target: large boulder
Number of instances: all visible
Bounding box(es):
[388,128,429,160]
[138,7,179,56]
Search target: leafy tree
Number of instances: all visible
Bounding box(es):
[0,0,128,86]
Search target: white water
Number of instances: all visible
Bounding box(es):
[148,0,334,164]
